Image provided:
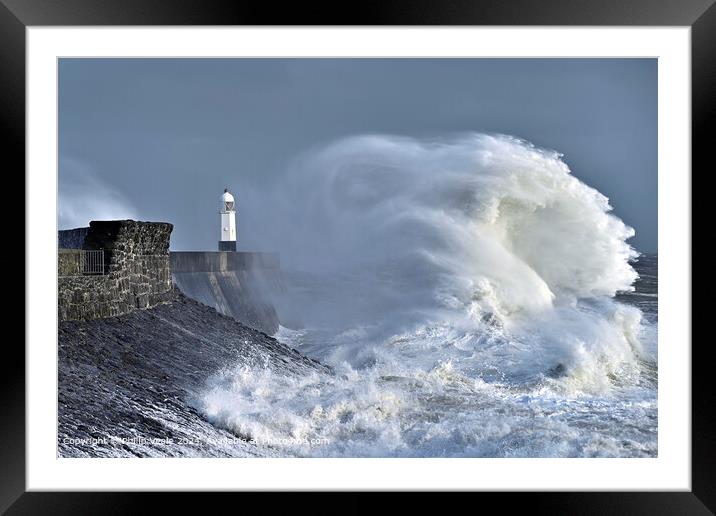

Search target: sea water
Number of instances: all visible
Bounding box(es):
[197,134,658,457]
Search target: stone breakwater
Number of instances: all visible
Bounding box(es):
[57,226,89,249]
[58,220,174,321]
[57,220,329,457]
[58,220,285,334]
[59,293,329,457]
[170,251,283,335]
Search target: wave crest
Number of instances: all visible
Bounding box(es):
[278,133,637,322]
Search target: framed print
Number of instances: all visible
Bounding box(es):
[5,0,707,512]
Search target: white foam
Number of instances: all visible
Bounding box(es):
[197,134,657,457]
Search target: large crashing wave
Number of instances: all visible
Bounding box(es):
[270,133,646,385]
[280,133,638,312]
[197,134,655,457]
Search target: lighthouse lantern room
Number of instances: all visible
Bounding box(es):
[219,188,237,252]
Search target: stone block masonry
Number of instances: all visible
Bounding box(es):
[58,227,89,249]
[58,249,84,276]
[58,220,175,321]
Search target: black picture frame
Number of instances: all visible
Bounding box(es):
[5,0,706,512]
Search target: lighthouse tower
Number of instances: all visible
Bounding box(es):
[218,188,237,252]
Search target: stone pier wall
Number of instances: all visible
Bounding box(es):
[58,220,175,321]
[58,227,90,249]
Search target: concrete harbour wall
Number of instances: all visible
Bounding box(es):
[170,251,282,335]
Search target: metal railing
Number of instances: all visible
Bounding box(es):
[82,249,106,275]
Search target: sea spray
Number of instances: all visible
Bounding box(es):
[197,134,657,457]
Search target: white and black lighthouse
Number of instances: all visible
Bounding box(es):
[219,188,237,252]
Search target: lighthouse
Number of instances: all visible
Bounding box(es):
[218,188,237,252]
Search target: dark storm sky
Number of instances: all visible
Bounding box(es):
[58,58,657,252]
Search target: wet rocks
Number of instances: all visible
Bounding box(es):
[58,293,328,457]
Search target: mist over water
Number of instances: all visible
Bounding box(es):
[59,156,138,229]
[198,134,657,457]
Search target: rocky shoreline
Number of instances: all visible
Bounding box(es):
[58,292,328,457]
